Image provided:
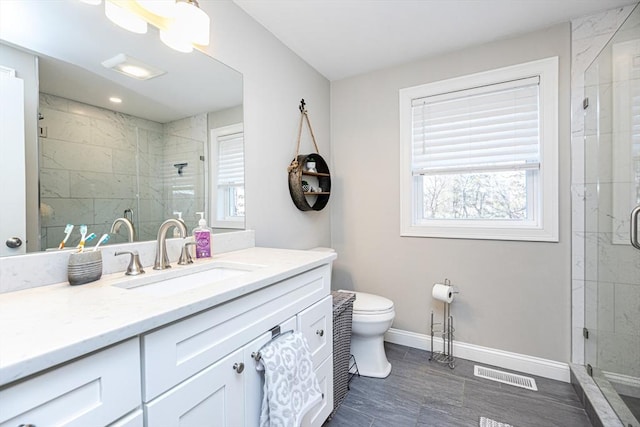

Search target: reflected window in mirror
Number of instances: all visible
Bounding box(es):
[211,124,244,229]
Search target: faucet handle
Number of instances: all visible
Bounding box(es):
[115,250,145,276]
[178,242,196,265]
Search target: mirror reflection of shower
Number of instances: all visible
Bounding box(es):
[38,98,209,249]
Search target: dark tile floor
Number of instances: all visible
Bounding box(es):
[324,343,591,427]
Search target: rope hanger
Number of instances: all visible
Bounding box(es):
[288,98,320,173]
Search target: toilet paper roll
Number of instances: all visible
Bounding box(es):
[432,283,455,303]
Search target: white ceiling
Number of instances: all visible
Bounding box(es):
[234,0,638,81]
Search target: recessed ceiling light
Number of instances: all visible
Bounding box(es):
[109,97,122,103]
[101,54,166,81]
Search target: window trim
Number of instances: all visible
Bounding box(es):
[399,57,559,242]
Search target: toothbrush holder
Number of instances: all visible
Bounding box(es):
[68,251,103,286]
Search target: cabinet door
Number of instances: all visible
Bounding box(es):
[145,348,245,427]
[243,317,297,427]
[108,409,143,427]
[301,356,333,427]
[297,295,333,368]
[0,339,140,427]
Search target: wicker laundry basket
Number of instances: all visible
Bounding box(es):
[330,291,356,418]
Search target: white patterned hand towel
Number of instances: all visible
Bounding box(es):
[258,331,322,427]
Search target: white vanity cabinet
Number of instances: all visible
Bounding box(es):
[0,339,141,427]
[0,251,336,427]
[141,264,333,427]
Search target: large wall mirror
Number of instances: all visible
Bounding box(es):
[0,1,244,257]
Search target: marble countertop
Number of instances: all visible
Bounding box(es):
[0,247,336,387]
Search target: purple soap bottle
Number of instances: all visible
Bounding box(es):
[193,212,212,258]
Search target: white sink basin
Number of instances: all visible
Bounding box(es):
[112,262,261,297]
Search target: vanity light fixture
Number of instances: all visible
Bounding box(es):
[101,54,166,80]
[109,96,123,103]
[105,0,148,34]
[93,0,210,53]
[136,0,175,17]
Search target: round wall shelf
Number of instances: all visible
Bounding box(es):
[288,153,331,211]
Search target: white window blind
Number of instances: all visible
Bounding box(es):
[411,76,540,176]
[217,132,244,185]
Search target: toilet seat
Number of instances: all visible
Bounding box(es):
[340,291,394,315]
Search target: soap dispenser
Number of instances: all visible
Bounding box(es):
[173,212,184,238]
[193,212,212,258]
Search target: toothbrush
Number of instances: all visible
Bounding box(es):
[93,234,110,251]
[84,233,97,245]
[58,224,74,249]
[76,225,88,252]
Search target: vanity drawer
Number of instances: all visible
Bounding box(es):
[301,355,333,427]
[0,338,141,427]
[142,264,331,400]
[297,295,333,368]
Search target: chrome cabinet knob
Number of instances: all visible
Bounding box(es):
[233,362,244,373]
[5,237,22,248]
[19,424,36,427]
[316,329,324,337]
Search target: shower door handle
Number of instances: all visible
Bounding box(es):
[631,205,640,250]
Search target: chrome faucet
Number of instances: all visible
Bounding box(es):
[110,217,136,242]
[154,218,188,270]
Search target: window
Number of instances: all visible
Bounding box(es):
[399,57,558,241]
[210,124,244,228]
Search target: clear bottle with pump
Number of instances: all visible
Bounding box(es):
[173,212,184,238]
[193,212,212,258]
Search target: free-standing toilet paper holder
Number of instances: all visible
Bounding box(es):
[429,278,458,369]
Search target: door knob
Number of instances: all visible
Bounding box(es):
[5,237,22,248]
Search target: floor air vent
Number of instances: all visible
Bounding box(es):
[474,365,538,391]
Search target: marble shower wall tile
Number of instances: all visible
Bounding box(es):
[40,169,70,198]
[572,7,635,41]
[613,282,640,336]
[597,332,640,377]
[41,138,113,172]
[40,198,94,228]
[68,171,136,199]
[40,107,90,144]
[90,117,135,151]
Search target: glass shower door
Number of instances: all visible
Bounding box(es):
[583,4,640,426]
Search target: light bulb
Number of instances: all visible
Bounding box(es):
[175,0,210,46]
[105,0,148,34]
[159,28,193,53]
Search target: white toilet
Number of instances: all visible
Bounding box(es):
[344,291,395,378]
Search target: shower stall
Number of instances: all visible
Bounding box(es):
[583,4,640,425]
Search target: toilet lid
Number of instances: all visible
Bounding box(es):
[349,291,394,314]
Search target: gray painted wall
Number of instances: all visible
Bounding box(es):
[330,23,572,362]
[201,1,332,251]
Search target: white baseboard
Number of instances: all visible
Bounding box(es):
[603,371,640,399]
[384,328,570,383]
